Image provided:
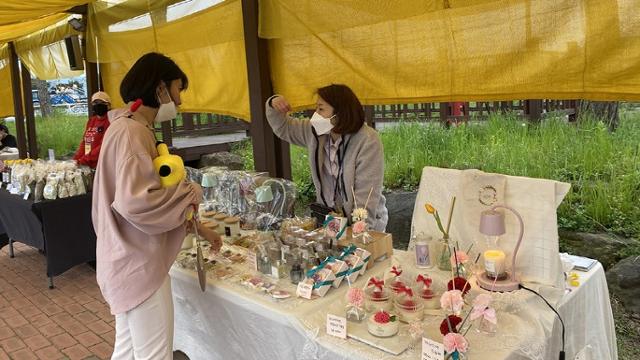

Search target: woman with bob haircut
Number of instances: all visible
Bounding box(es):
[266,84,388,232]
[92,52,221,359]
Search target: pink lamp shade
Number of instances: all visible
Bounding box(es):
[479,210,506,236]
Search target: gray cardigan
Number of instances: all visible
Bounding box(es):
[265,100,388,232]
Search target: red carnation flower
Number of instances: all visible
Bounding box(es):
[447,277,470,296]
[374,311,390,323]
[439,315,463,336]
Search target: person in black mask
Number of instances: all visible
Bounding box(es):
[0,124,18,151]
[73,91,112,168]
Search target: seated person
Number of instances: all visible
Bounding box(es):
[0,124,17,151]
[73,91,112,168]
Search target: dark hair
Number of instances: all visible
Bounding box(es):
[120,52,188,108]
[317,84,364,134]
[0,124,8,133]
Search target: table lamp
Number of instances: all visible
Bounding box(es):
[476,204,524,292]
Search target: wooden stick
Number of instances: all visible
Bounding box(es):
[364,187,374,209]
[351,187,358,209]
[445,196,456,236]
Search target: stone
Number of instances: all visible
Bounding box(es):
[384,191,417,250]
[199,152,244,170]
[606,256,640,315]
[559,231,634,269]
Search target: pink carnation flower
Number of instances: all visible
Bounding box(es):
[346,288,365,307]
[440,290,464,314]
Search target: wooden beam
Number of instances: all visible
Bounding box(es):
[364,105,375,129]
[241,0,291,179]
[65,4,88,15]
[8,42,27,158]
[20,64,38,158]
[525,99,543,122]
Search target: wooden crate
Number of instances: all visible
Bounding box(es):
[338,228,393,270]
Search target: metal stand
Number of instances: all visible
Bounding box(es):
[8,238,14,258]
[48,277,54,289]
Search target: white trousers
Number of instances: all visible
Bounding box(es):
[111,276,174,360]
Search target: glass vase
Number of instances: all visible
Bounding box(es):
[436,237,453,271]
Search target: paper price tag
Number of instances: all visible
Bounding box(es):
[296,281,313,299]
[326,314,347,339]
[422,337,444,360]
[246,250,258,272]
[23,190,30,200]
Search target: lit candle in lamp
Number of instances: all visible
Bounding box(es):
[484,250,506,280]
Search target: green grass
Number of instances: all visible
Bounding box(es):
[381,111,640,239]
[3,108,638,239]
[2,110,86,159]
[234,111,640,240]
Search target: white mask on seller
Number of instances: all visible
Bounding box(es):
[310,112,335,135]
[154,89,177,123]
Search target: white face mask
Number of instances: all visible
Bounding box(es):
[310,112,335,135]
[154,88,177,123]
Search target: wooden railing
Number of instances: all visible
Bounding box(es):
[367,100,577,126]
[155,112,249,146]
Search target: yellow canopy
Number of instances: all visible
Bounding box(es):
[0,44,14,118]
[0,0,89,26]
[87,0,250,120]
[261,0,640,109]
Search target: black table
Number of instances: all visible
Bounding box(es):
[0,189,96,288]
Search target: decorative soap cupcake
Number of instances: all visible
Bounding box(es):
[416,274,439,310]
[367,310,399,338]
[365,277,392,312]
[393,285,424,323]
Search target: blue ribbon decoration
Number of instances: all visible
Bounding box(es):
[312,280,334,289]
[339,244,357,260]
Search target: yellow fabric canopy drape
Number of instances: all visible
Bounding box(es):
[87,0,250,120]
[0,44,15,118]
[15,19,84,80]
[0,0,91,26]
[260,0,640,109]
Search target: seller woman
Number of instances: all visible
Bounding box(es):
[92,52,221,360]
[266,84,388,231]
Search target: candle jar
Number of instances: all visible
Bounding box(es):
[483,249,508,280]
[415,279,440,310]
[393,288,424,323]
[388,275,408,295]
[223,216,241,238]
[414,232,433,269]
[365,287,393,312]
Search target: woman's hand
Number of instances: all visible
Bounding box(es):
[197,223,223,254]
[271,96,292,114]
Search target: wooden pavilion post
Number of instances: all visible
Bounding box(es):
[20,63,38,158]
[8,42,27,158]
[241,0,291,179]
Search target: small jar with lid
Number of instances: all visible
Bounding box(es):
[204,220,220,234]
[214,213,228,223]
[223,216,241,237]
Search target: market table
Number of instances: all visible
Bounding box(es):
[0,149,19,161]
[170,249,617,360]
[0,189,96,288]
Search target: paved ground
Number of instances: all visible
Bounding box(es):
[0,243,114,360]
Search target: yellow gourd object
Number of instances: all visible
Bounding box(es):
[153,142,186,188]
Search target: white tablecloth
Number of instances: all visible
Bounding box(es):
[170,251,617,360]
